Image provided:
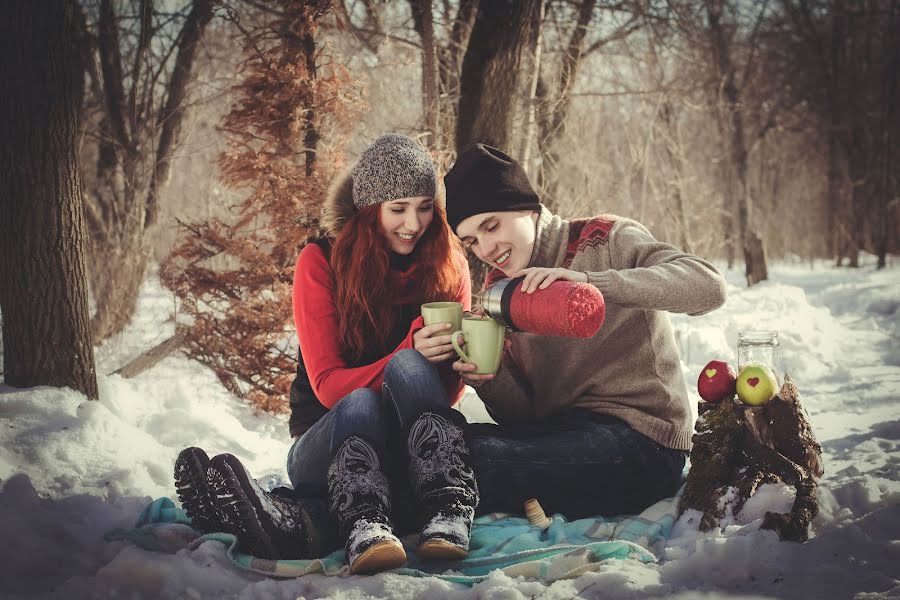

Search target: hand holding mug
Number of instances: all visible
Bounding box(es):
[414,323,457,363]
[451,315,505,374]
[417,302,464,364]
[452,357,495,388]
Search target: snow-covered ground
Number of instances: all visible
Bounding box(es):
[1,256,898,599]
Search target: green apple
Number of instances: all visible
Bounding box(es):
[736,364,778,406]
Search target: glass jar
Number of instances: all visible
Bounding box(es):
[737,330,781,383]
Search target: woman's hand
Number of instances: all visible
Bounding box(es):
[510,267,588,293]
[413,323,457,364]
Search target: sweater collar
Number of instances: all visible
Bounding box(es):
[528,206,569,268]
[390,251,416,273]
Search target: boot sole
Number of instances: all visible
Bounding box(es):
[210,454,280,559]
[416,538,469,560]
[174,447,219,533]
[350,539,407,575]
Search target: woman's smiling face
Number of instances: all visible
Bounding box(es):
[379,196,435,254]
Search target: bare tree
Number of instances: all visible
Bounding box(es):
[703,0,768,284]
[0,1,99,399]
[335,0,477,157]
[536,0,643,209]
[437,0,479,152]
[777,0,899,268]
[79,0,215,342]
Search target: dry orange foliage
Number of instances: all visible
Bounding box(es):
[161,1,363,414]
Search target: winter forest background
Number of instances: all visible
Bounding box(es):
[2,0,897,407]
[0,1,898,598]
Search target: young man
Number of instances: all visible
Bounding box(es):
[445,143,728,518]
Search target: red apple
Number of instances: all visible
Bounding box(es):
[697,360,737,403]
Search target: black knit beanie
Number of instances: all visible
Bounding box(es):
[444,144,542,232]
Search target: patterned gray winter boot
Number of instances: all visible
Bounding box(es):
[406,410,479,560]
[327,435,406,574]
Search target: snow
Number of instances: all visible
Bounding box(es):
[2,255,899,599]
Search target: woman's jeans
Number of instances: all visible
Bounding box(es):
[287,348,686,520]
[287,349,447,496]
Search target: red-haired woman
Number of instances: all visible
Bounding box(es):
[176,135,478,574]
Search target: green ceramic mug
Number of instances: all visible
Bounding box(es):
[451,316,505,374]
[421,301,464,335]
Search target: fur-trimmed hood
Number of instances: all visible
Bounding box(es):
[320,168,447,239]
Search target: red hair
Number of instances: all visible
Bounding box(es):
[331,203,463,363]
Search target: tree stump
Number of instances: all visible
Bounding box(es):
[679,375,824,542]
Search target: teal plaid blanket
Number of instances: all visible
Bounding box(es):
[106,489,681,584]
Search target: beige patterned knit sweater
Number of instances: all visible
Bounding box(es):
[477,208,727,450]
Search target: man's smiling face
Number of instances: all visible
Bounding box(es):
[456,210,539,276]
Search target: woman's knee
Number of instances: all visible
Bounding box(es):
[332,388,383,422]
[385,349,430,381]
[383,352,446,423]
[329,388,390,450]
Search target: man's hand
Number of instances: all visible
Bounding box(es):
[510,267,588,293]
[451,337,512,387]
[413,323,457,364]
[452,359,495,388]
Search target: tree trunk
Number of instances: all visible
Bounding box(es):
[410,0,441,149]
[301,29,320,176]
[456,0,542,153]
[875,2,899,269]
[660,100,692,254]
[824,0,857,267]
[438,0,478,152]
[720,159,736,269]
[144,0,215,227]
[0,0,99,399]
[518,0,544,171]
[280,10,320,176]
[744,230,768,284]
[706,0,767,285]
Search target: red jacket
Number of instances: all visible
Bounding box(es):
[292,243,471,410]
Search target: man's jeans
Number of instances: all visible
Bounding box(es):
[469,411,687,518]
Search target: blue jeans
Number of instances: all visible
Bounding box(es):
[287,349,686,520]
[469,410,687,518]
[286,349,447,495]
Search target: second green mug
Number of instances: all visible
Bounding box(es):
[451,316,505,374]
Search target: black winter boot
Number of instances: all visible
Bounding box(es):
[327,435,406,574]
[406,410,479,560]
[210,453,337,560]
[174,447,237,535]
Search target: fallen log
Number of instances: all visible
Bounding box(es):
[112,333,185,378]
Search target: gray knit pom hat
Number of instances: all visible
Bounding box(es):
[351,134,437,208]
